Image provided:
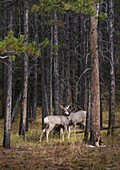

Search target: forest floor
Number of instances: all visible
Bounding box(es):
[0,108,120,169]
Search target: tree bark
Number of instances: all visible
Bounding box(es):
[41,48,49,128]
[64,11,70,107]
[49,19,53,115]
[108,0,115,135]
[84,78,91,142]
[3,58,12,149]
[53,10,60,115]
[19,0,29,139]
[77,14,86,110]
[2,0,7,119]
[98,3,103,128]
[3,0,13,149]
[32,12,38,122]
[90,3,101,146]
[59,15,65,108]
[40,15,49,129]
[70,13,78,107]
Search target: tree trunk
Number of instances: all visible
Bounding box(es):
[49,20,53,115]
[64,11,70,107]
[59,15,65,108]
[84,78,91,142]
[2,0,7,119]
[53,10,60,115]
[108,0,115,136]
[41,48,49,129]
[32,12,38,122]
[45,27,51,115]
[3,0,13,149]
[77,14,86,110]
[40,15,49,129]
[98,2,103,129]
[19,0,29,139]
[90,3,101,146]
[70,13,78,108]
[26,78,30,131]
[3,58,12,149]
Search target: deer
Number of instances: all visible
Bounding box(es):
[39,115,71,143]
[60,105,86,136]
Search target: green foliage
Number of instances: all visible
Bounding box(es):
[26,41,36,55]
[39,38,50,48]
[0,31,26,58]
[9,55,16,61]
[0,31,52,59]
[98,13,107,20]
[31,4,40,13]
[32,0,105,17]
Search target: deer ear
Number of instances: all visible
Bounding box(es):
[66,105,70,109]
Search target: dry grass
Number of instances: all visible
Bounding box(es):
[0,107,120,169]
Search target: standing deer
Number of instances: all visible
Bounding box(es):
[39,115,71,143]
[60,105,86,135]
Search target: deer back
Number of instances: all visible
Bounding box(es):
[70,111,86,123]
[44,115,70,125]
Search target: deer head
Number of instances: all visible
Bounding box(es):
[60,105,70,115]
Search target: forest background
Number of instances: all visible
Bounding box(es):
[0,0,120,151]
[0,0,120,169]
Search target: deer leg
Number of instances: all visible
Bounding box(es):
[73,123,76,137]
[64,125,69,140]
[68,126,71,138]
[46,124,55,143]
[83,121,86,129]
[60,127,64,141]
[39,127,47,143]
